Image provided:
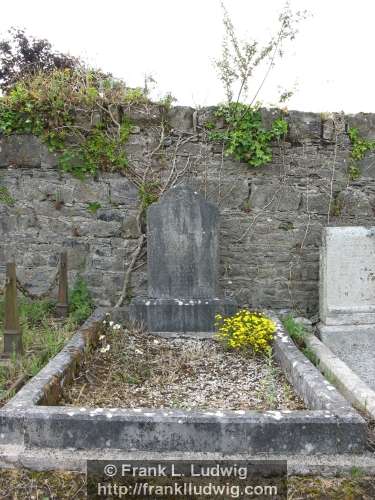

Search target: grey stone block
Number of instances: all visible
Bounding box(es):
[319,325,375,391]
[0,135,47,167]
[130,297,237,334]
[167,106,195,133]
[286,111,322,144]
[336,187,373,217]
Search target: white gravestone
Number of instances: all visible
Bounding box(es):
[319,226,375,389]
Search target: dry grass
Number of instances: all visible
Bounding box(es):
[0,299,78,408]
[60,323,305,411]
[0,469,86,499]
[288,476,375,499]
[0,469,374,499]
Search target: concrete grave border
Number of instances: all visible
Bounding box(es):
[304,333,375,420]
[0,309,367,466]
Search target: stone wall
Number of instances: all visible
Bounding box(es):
[1,107,375,316]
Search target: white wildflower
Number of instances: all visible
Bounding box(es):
[99,334,105,340]
[113,324,121,330]
[100,344,111,353]
[109,321,114,327]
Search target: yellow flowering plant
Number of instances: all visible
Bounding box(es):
[215,309,276,354]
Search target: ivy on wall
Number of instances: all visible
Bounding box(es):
[348,127,375,180]
[206,103,288,167]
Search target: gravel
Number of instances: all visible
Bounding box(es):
[61,324,305,411]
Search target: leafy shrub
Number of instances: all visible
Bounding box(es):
[69,276,94,324]
[215,309,276,354]
[0,28,79,92]
[0,297,54,327]
[0,68,147,178]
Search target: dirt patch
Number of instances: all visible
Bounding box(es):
[60,324,305,411]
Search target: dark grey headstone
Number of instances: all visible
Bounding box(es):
[147,186,218,299]
[130,185,236,335]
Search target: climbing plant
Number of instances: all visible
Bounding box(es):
[207,103,287,167]
[348,127,375,180]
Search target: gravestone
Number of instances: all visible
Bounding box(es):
[130,185,237,336]
[319,226,375,389]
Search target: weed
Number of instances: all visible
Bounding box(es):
[282,314,307,347]
[302,346,318,366]
[330,195,344,217]
[0,186,15,206]
[87,202,102,214]
[0,69,146,179]
[69,276,94,324]
[347,127,375,182]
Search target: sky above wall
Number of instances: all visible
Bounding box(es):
[0,0,374,113]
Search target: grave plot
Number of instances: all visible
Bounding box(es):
[0,297,76,407]
[0,308,366,461]
[60,322,305,411]
[281,227,375,425]
[0,255,94,407]
[0,187,368,468]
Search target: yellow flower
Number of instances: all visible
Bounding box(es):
[214,309,276,355]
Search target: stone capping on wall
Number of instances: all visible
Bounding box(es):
[0,309,366,456]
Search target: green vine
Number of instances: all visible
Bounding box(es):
[207,103,288,167]
[0,69,146,179]
[0,186,15,206]
[138,181,160,212]
[348,127,375,181]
